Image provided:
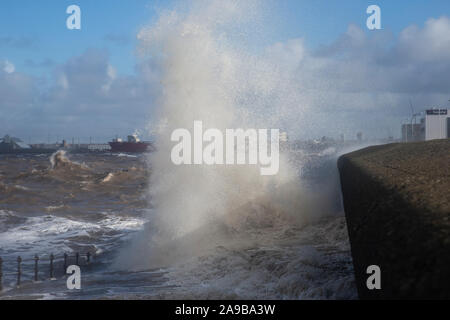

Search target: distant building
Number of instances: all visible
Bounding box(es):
[424,109,450,140]
[401,123,424,142]
[401,108,450,142]
[0,135,31,151]
[279,132,288,142]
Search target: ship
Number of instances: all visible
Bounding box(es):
[109,134,153,153]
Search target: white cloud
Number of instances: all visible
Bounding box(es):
[262,17,450,138]
[3,60,15,73]
[0,49,157,139]
[102,64,117,92]
[58,74,69,90]
[1,16,450,140]
[397,16,450,62]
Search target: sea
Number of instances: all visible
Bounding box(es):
[0,148,357,299]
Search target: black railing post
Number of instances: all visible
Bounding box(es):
[63,253,68,272]
[17,256,22,287]
[75,252,79,266]
[49,254,54,279]
[34,255,39,282]
[0,256,3,291]
[86,252,90,264]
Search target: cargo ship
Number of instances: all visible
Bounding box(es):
[109,134,153,153]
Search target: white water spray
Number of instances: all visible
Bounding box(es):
[115,0,332,270]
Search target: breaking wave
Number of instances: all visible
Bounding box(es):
[0,0,357,300]
[111,0,356,299]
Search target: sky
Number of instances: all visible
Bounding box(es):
[1,0,450,142]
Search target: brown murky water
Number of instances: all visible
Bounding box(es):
[0,151,356,299]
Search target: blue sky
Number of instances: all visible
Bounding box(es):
[280,0,450,44]
[3,0,449,76]
[1,0,166,75]
[1,0,450,141]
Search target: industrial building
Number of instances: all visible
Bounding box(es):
[402,109,450,142]
[401,123,423,142]
[0,135,31,152]
[424,109,450,140]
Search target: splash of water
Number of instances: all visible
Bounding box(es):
[115,0,329,270]
[50,150,71,169]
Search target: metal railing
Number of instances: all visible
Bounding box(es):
[0,252,92,291]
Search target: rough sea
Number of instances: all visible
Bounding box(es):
[0,149,357,299]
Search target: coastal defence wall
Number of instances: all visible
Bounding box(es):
[338,140,450,299]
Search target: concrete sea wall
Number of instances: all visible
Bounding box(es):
[338,140,450,299]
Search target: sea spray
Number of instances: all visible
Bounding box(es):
[114,0,329,270]
[50,150,71,169]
